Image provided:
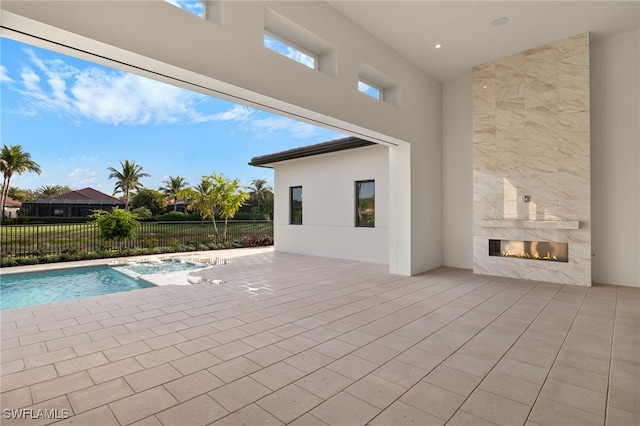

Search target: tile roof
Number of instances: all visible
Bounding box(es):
[29,187,125,205]
[248,136,376,168]
[4,196,22,208]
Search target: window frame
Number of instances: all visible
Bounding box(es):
[290,186,303,225]
[355,180,375,228]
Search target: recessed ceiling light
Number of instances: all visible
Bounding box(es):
[491,17,509,27]
[435,44,442,49]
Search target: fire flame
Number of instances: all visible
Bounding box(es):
[501,251,558,261]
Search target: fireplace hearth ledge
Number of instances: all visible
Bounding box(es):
[479,220,579,230]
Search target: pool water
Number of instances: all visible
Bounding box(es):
[114,259,201,276]
[1,266,154,311]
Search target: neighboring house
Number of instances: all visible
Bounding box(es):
[166,200,189,213]
[3,196,22,219]
[250,136,389,265]
[21,187,125,217]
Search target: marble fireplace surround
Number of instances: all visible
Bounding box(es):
[472,33,591,286]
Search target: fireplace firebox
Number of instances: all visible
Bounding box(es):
[489,239,568,262]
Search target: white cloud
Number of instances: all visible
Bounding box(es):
[11,48,209,126]
[68,168,97,187]
[0,65,13,83]
[8,48,329,140]
[192,105,253,123]
[251,116,319,139]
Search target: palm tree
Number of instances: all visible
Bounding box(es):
[159,176,188,211]
[1,145,41,220]
[107,160,150,210]
[36,184,71,198]
[249,178,272,212]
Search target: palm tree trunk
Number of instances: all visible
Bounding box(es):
[1,176,10,221]
[211,217,219,240]
[224,218,228,241]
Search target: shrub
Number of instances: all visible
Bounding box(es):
[92,208,140,248]
[132,206,153,220]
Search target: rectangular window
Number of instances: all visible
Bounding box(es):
[164,0,205,18]
[264,33,316,69]
[358,80,382,100]
[290,186,303,225]
[356,180,375,227]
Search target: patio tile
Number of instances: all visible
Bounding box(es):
[529,396,603,426]
[208,376,271,412]
[54,405,119,426]
[257,383,323,423]
[135,346,184,368]
[244,345,293,367]
[1,386,33,409]
[31,371,94,404]
[250,361,306,391]
[461,388,531,426]
[124,363,182,392]
[606,406,640,426]
[479,371,541,405]
[54,352,109,376]
[1,253,637,426]
[310,391,380,425]
[109,386,178,424]
[208,356,263,383]
[446,410,500,426]
[174,336,218,355]
[2,365,58,393]
[164,370,224,402]
[288,413,329,426]
[275,335,318,354]
[210,403,284,426]
[67,378,134,413]
[401,381,466,421]
[296,368,354,399]
[492,357,549,385]
[45,333,92,351]
[326,354,379,381]
[129,416,163,426]
[115,329,158,345]
[170,350,222,375]
[208,340,255,361]
[369,400,445,426]
[283,349,333,373]
[156,394,228,426]
[23,347,76,369]
[88,357,145,384]
[103,341,151,362]
[345,373,405,409]
[423,365,483,396]
[374,358,429,388]
[608,384,640,415]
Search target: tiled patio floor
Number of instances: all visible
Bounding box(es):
[1,251,638,425]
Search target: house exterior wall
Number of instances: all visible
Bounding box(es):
[272,145,389,264]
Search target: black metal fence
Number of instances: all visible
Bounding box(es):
[1,220,273,257]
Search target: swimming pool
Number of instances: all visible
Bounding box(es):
[0,266,154,311]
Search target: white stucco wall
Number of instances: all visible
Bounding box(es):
[442,29,640,287]
[591,29,640,287]
[0,1,442,276]
[442,76,473,269]
[271,145,389,264]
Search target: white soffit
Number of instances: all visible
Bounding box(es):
[327,1,640,83]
